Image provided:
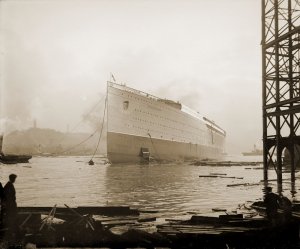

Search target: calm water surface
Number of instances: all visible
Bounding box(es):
[0,155,297,218]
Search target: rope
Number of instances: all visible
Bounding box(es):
[49,128,99,156]
[69,97,104,132]
[89,96,107,162]
[34,95,106,157]
[56,95,105,145]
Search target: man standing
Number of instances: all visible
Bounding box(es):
[3,174,18,229]
[264,186,281,225]
[0,182,4,226]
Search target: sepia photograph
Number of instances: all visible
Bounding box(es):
[1,0,300,248]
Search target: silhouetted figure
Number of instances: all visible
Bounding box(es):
[264,186,280,225]
[3,174,18,230]
[280,195,293,222]
[0,182,4,225]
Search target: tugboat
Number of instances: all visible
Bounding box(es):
[0,135,32,164]
[242,144,263,156]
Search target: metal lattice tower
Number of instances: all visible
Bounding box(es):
[262,0,300,192]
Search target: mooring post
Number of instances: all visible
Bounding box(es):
[277,147,283,193]
[291,178,296,197]
[291,145,296,183]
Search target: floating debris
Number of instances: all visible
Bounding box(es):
[212,208,227,212]
[192,161,262,167]
[157,213,299,248]
[199,175,244,179]
[227,183,261,187]
[210,173,227,176]
[1,204,300,248]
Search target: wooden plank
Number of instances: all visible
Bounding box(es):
[227,183,260,187]
[18,206,140,216]
[199,175,243,179]
[212,208,227,212]
[190,216,219,223]
[219,214,243,221]
[138,217,156,223]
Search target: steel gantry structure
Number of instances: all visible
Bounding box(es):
[262,0,300,192]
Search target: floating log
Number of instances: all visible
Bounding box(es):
[138,209,159,214]
[198,175,218,178]
[138,217,157,223]
[189,215,219,224]
[101,219,137,227]
[199,175,243,179]
[212,208,227,212]
[227,183,260,187]
[219,214,243,221]
[192,161,262,167]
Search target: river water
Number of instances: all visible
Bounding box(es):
[0,155,297,219]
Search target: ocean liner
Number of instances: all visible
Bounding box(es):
[107,81,226,163]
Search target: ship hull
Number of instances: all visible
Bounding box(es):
[107,132,223,164]
[242,153,263,156]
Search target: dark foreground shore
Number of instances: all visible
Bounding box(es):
[0,203,299,249]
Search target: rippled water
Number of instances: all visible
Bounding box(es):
[0,155,297,218]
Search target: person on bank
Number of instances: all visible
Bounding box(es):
[279,194,293,222]
[264,186,281,225]
[0,182,4,225]
[3,174,18,228]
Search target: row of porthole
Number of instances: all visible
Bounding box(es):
[122,93,161,107]
[131,116,207,142]
[126,123,217,145]
[125,119,224,147]
[127,121,223,150]
[133,107,207,133]
[116,95,223,145]
[129,124,192,143]
[131,115,216,141]
[121,91,204,130]
[117,90,216,136]
[120,91,215,134]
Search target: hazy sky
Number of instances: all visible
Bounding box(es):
[0,0,261,154]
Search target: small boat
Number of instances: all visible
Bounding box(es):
[0,135,32,164]
[242,144,263,156]
[0,154,32,164]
